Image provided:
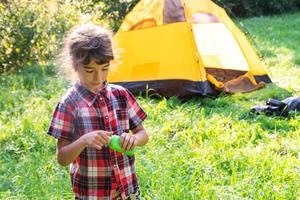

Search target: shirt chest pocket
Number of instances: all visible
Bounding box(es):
[114,109,130,134]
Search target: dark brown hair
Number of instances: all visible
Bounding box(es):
[68,24,114,66]
[57,24,115,80]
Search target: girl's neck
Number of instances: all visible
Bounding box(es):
[78,81,105,94]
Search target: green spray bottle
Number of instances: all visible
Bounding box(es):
[108,135,135,156]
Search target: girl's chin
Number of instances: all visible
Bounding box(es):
[89,84,103,92]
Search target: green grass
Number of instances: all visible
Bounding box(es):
[242,12,300,93]
[1,12,300,199]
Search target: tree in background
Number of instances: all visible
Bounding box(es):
[214,0,300,17]
[78,0,139,32]
[0,1,81,73]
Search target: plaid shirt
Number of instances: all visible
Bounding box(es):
[48,82,147,200]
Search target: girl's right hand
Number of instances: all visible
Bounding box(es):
[81,130,113,150]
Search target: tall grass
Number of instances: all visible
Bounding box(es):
[1,12,300,199]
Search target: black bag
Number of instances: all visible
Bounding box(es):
[251,97,300,116]
[282,97,300,112]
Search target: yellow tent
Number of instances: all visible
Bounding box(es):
[108,0,271,98]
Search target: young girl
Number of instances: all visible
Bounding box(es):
[48,24,148,200]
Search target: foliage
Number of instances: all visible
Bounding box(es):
[1,12,300,199]
[214,0,300,17]
[90,0,139,32]
[0,0,139,73]
[69,0,139,32]
[0,0,81,73]
[100,0,138,32]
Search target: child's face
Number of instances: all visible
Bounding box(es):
[77,59,110,93]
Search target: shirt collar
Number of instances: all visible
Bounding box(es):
[74,81,112,106]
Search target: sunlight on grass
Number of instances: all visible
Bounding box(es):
[1,12,300,199]
[243,12,300,94]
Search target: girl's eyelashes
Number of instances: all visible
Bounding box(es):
[85,68,108,73]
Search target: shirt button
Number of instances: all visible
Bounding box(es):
[105,116,108,120]
[99,97,103,101]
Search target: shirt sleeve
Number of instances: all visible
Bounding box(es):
[125,90,147,130]
[47,102,75,141]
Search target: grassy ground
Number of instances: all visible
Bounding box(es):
[1,12,300,199]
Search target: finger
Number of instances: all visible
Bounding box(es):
[132,136,137,149]
[93,142,103,150]
[95,130,107,136]
[103,131,113,143]
[121,134,130,150]
[125,136,135,151]
[95,131,110,142]
[106,131,113,136]
[101,135,109,144]
[93,136,103,146]
[96,134,109,145]
[96,144,103,150]
[119,132,126,146]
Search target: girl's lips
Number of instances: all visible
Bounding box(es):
[91,83,101,86]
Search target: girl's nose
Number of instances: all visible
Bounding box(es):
[93,70,102,81]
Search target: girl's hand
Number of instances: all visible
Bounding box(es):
[120,133,137,151]
[81,130,113,150]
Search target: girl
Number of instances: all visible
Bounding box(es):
[48,24,148,200]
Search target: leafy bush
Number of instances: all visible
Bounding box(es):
[0,0,140,73]
[98,0,139,32]
[0,1,81,73]
[214,0,300,17]
[77,0,139,32]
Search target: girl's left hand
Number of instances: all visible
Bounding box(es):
[119,133,137,151]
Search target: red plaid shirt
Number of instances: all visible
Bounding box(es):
[48,82,147,200]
